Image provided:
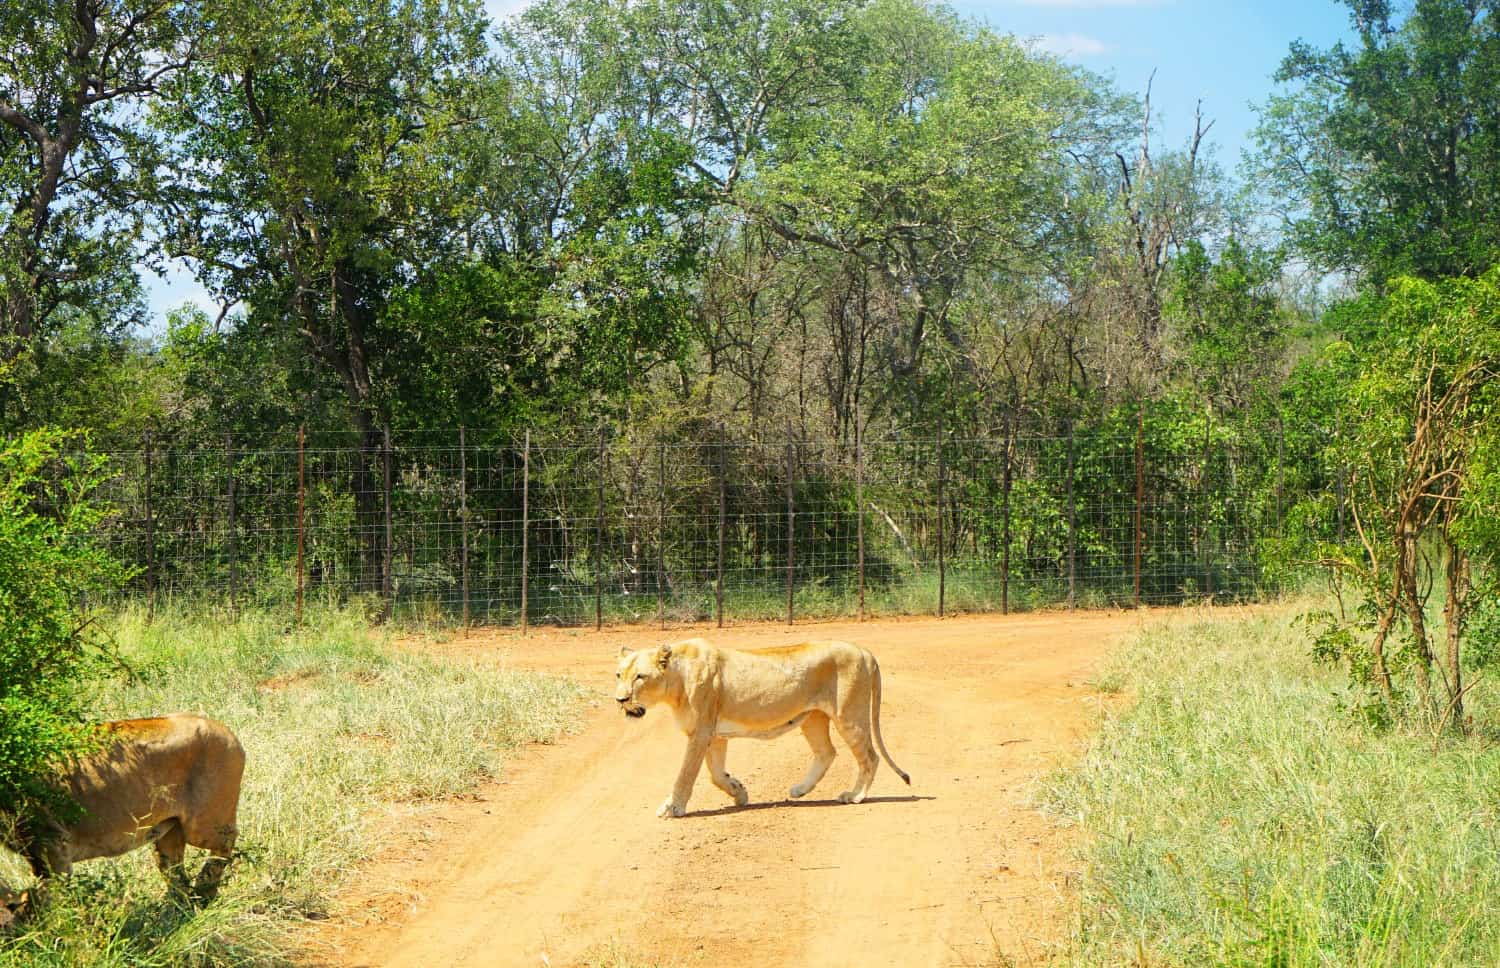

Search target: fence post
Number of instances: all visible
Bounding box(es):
[1337,425,1346,545]
[659,439,668,630]
[1066,418,1076,611]
[1135,406,1144,609]
[226,433,237,615]
[1277,414,1286,536]
[937,420,946,618]
[1201,411,1213,601]
[382,425,393,621]
[521,429,530,635]
[785,421,795,626]
[297,425,306,626]
[596,427,605,632]
[856,416,866,622]
[459,426,470,629]
[717,428,726,629]
[144,430,156,615]
[1001,414,1013,615]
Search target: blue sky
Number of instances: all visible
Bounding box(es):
[964,0,1355,161]
[141,0,1358,324]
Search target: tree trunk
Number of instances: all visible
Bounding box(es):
[1397,532,1438,719]
[1442,529,1469,730]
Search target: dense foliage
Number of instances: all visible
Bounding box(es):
[0,0,1497,724]
[0,432,123,826]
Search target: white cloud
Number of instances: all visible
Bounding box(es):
[484,0,532,23]
[1033,32,1111,57]
[1013,0,1165,6]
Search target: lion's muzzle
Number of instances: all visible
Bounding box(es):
[618,697,646,718]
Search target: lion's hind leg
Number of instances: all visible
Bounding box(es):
[152,819,192,901]
[706,738,749,807]
[790,712,837,799]
[183,813,238,905]
[832,715,879,804]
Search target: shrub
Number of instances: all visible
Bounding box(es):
[0,431,125,828]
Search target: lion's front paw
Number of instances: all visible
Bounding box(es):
[837,789,866,804]
[730,781,749,807]
[657,799,685,819]
[789,783,810,799]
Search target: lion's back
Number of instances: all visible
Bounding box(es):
[65,714,244,861]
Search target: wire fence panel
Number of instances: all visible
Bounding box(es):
[86,425,1310,626]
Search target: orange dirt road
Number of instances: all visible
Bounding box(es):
[311,610,1148,968]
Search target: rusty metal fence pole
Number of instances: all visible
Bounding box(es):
[381,425,393,621]
[296,425,306,626]
[716,428,726,629]
[1335,413,1346,545]
[144,430,156,614]
[1277,414,1286,536]
[1134,407,1144,608]
[459,426,470,629]
[1066,418,1077,611]
[595,427,605,631]
[1201,411,1213,601]
[226,433,237,615]
[521,430,530,635]
[1001,414,1012,615]
[785,423,795,626]
[659,440,668,630]
[856,417,866,622]
[937,424,946,618]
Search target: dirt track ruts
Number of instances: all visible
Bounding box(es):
[306,610,1145,968]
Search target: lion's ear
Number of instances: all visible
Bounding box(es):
[617,644,630,658]
[656,643,673,670]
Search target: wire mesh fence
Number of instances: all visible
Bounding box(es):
[88,421,1300,627]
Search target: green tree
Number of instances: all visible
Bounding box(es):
[1166,237,1289,416]
[155,0,494,576]
[739,0,1124,408]
[156,0,492,433]
[486,0,707,423]
[1309,271,1500,727]
[0,431,124,829]
[0,0,195,363]
[1255,0,1500,282]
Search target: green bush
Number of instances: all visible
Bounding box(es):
[0,431,125,829]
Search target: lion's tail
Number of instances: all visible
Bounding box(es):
[871,658,910,786]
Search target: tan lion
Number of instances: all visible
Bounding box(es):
[615,638,909,818]
[3,713,244,911]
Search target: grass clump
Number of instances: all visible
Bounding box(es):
[0,602,586,967]
[1045,604,1500,967]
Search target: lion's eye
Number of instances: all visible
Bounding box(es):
[635,674,645,682]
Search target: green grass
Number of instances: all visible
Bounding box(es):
[0,603,587,967]
[1044,604,1500,967]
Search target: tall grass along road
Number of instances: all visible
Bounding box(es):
[1047,605,1500,966]
[0,605,585,968]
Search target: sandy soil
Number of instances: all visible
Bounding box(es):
[303,609,1149,968]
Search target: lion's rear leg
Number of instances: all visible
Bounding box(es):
[790,712,837,799]
[153,819,192,901]
[705,738,749,807]
[184,816,238,904]
[832,715,879,804]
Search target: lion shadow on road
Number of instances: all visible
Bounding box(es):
[680,794,936,819]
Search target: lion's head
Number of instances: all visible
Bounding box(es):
[614,644,674,719]
[0,889,27,931]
